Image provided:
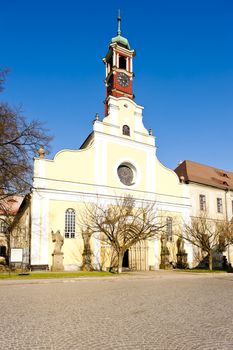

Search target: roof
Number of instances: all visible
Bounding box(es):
[111,34,130,49]
[174,160,233,190]
[79,132,94,149]
[0,196,24,216]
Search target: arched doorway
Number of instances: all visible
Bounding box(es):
[122,249,129,268]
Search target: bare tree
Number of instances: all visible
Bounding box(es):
[0,68,9,92]
[182,212,233,270]
[80,195,166,273]
[0,69,52,266]
[0,70,52,203]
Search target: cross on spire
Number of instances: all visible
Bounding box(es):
[117,9,121,36]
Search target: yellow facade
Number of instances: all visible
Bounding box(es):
[30,93,191,271]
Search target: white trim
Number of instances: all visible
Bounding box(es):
[38,159,46,177]
[95,130,155,151]
[107,95,144,110]
[113,51,116,66]
[40,198,49,264]
[32,179,190,203]
[31,192,49,265]
[146,149,156,193]
[31,192,42,265]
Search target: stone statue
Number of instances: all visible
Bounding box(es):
[160,234,169,255]
[51,230,64,271]
[160,234,171,269]
[176,237,188,269]
[177,237,185,254]
[81,228,93,271]
[51,230,64,254]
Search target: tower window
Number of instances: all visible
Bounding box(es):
[166,217,173,242]
[65,208,76,238]
[119,56,126,69]
[199,195,206,211]
[122,125,130,136]
[109,55,113,69]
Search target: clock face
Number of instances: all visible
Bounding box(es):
[117,72,129,87]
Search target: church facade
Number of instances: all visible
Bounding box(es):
[30,17,192,271]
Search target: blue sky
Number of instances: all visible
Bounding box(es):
[1,0,233,170]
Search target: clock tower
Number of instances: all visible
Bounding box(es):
[103,13,135,115]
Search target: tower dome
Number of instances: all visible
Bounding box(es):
[110,12,130,49]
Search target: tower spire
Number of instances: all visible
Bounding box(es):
[117,9,121,36]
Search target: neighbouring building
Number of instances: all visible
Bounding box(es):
[0,195,24,264]
[175,160,233,267]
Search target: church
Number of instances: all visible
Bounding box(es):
[9,16,233,271]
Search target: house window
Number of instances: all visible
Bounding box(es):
[65,208,76,238]
[122,125,130,136]
[217,198,223,213]
[199,195,206,211]
[166,217,173,242]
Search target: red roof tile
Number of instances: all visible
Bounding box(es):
[174,160,233,190]
[0,196,24,216]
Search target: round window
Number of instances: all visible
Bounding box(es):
[117,164,134,186]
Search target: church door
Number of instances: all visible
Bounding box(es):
[122,249,129,268]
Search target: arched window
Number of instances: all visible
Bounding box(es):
[119,56,126,69]
[122,125,130,136]
[166,217,173,242]
[65,208,76,238]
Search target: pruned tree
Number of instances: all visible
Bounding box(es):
[182,212,233,270]
[80,195,166,273]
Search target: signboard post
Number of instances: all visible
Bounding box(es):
[10,248,23,263]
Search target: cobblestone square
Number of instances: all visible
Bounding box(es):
[1,271,233,350]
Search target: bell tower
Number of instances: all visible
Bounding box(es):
[103,13,136,115]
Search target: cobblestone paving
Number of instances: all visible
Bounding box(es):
[1,271,233,350]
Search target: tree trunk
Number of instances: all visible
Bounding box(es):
[117,251,124,274]
[208,252,213,271]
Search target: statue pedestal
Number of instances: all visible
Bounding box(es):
[82,248,93,271]
[51,253,64,271]
[160,252,172,269]
[176,252,188,269]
